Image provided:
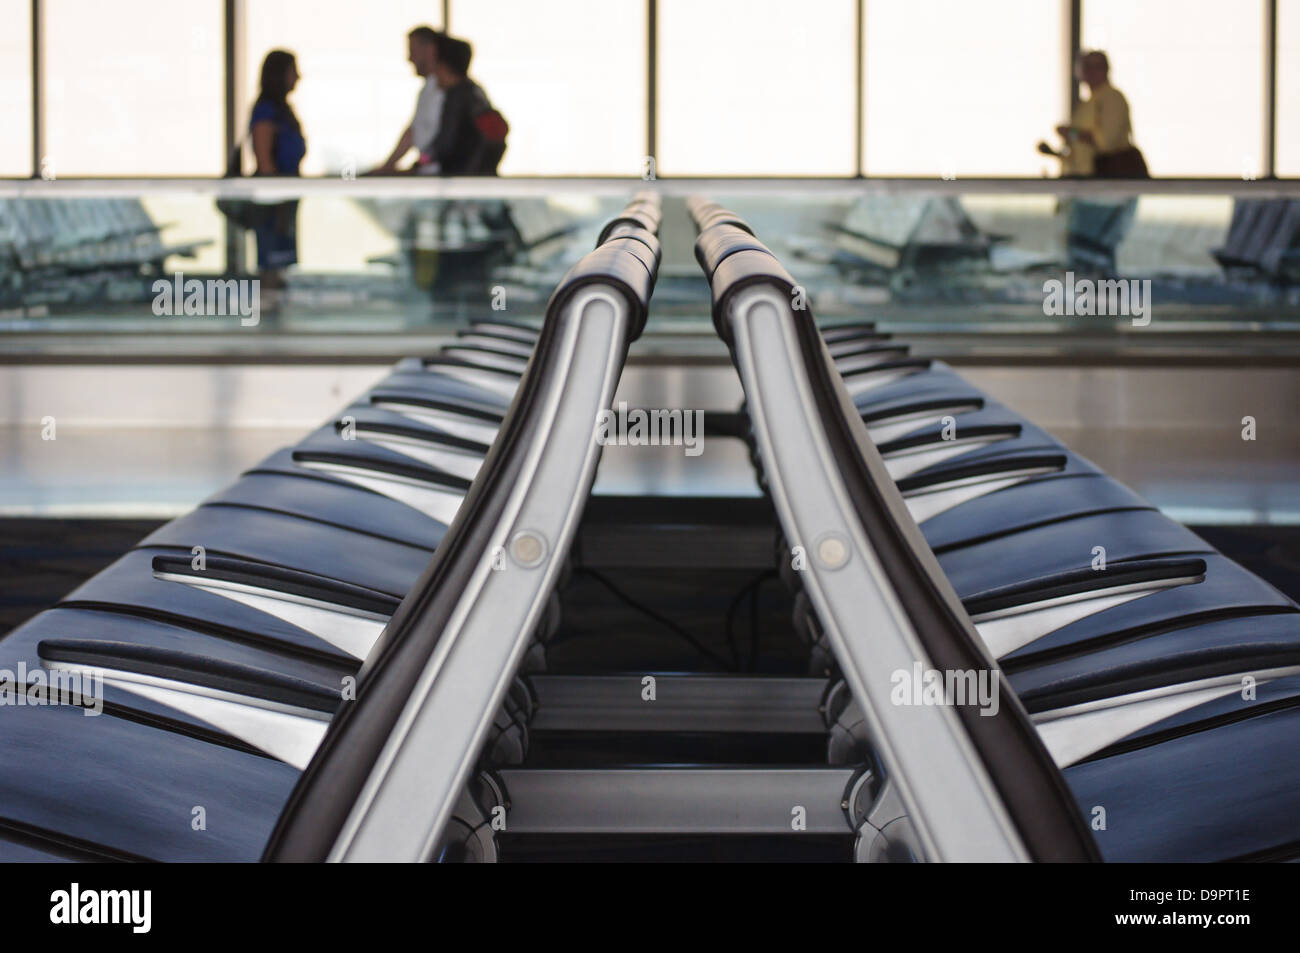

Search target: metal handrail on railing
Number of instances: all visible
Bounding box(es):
[4,177,1300,200]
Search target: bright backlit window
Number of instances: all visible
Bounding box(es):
[1277,0,1300,176]
[864,0,1067,177]
[657,0,857,176]
[451,0,646,175]
[0,0,32,176]
[10,0,1291,179]
[241,0,444,176]
[1083,0,1266,177]
[44,0,223,176]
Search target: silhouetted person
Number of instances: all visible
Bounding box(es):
[373,26,444,175]
[421,34,507,176]
[1036,51,1146,274]
[1039,50,1146,179]
[250,49,306,294]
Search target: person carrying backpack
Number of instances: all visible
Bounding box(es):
[420,35,507,176]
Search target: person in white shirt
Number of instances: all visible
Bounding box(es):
[371,26,444,175]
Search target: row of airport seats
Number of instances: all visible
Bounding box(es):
[0,198,209,307]
[5,188,1294,863]
[828,195,1000,276]
[361,197,587,302]
[1213,198,1300,283]
[690,197,1300,862]
[0,193,662,862]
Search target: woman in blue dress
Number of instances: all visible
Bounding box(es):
[249,50,306,293]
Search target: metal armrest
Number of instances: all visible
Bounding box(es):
[692,200,1097,863]
[264,196,660,863]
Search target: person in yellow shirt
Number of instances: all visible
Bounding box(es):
[1040,51,1145,178]
[1039,51,1146,273]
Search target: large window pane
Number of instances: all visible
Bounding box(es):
[1278,0,1300,176]
[1083,0,1266,177]
[44,0,223,176]
[0,0,32,176]
[242,0,444,176]
[658,0,856,175]
[864,0,1066,177]
[452,0,646,175]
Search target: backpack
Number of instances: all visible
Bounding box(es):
[216,135,274,230]
[475,107,509,144]
[469,84,508,175]
[217,103,298,228]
